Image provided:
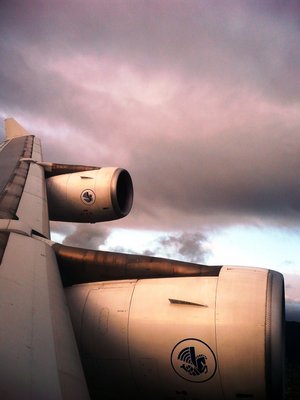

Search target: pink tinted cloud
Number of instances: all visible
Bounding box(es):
[1,1,300,231]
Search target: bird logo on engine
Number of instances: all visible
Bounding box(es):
[171,338,217,382]
[81,189,96,205]
[178,347,208,376]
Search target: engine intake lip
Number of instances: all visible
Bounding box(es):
[111,168,133,217]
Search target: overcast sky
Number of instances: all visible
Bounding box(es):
[0,1,299,319]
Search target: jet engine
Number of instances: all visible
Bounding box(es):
[46,167,133,223]
[65,266,285,400]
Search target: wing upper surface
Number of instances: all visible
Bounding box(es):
[4,118,31,139]
[0,120,49,237]
[0,119,90,399]
[0,232,90,399]
[0,135,33,220]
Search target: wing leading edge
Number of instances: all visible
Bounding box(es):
[0,119,90,399]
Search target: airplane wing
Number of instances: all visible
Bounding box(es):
[0,119,90,399]
[0,119,291,400]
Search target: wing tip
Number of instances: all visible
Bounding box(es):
[4,118,30,140]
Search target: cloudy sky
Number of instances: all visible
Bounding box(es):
[0,0,299,320]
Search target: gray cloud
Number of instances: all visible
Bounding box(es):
[134,232,210,263]
[53,223,210,265]
[2,1,300,107]
[286,302,300,322]
[1,0,299,103]
[61,223,111,249]
[284,273,300,321]
[128,101,300,229]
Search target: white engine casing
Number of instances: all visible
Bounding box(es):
[46,168,133,223]
[66,267,284,400]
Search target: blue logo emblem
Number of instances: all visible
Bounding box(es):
[171,338,217,382]
[81,189,96,205]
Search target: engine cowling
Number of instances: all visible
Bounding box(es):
[65,267,284,400]
[46,168,133,223]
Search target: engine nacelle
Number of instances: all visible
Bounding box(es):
[46,168,133,223]
[66,267,284,400]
